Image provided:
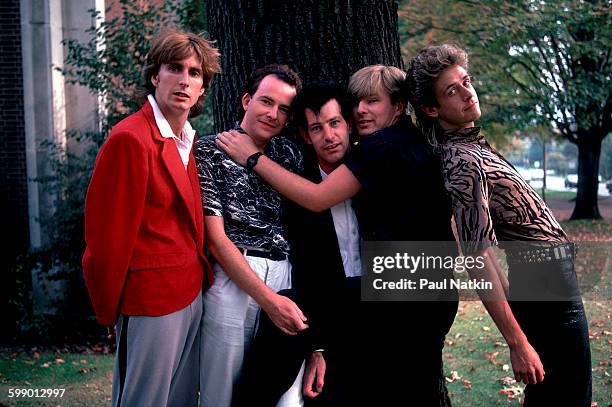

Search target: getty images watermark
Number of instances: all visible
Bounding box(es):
[361,241,610,302]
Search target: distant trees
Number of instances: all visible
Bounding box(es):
[400,0,610,218]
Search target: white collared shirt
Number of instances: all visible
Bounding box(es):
[320,166,362,277]
[148,94,196,169]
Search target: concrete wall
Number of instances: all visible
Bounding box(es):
[18,0,104,315]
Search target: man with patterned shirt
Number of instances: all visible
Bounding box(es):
[194,64,306,407]
[407,44,591,407]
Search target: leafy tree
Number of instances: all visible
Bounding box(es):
[400,0,611,218]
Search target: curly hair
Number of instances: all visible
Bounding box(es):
[406,44,468,144]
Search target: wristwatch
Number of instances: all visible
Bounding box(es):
[246,152,264,170]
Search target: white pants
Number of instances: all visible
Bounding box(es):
[200,255,292,407]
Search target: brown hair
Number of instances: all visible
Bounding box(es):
[143,28,221,117]
[243,64,302,96]
[406,44,468,143]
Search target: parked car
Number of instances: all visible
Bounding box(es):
[606,179,612,194]
[565,174,578,188]
[564,173,603,189]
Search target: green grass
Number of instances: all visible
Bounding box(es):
[0,351,113,406]
[443,301,611,406]
[538,189,577,200]
[536,188,611,200]
[444,219,611,405]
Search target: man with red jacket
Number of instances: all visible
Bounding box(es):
[82,29,220,406]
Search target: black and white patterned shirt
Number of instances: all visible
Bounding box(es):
[194,130,303,255]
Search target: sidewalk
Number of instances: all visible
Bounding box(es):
[546,196,612,221]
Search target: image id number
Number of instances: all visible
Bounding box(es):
[8,388,65,398]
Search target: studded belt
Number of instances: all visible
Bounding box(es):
[506,242,576,266]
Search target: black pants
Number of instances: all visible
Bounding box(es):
[234,283,458,406]
[509,258,592,407]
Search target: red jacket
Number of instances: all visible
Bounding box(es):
[82,101,212,326]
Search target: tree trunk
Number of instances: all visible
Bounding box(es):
[206,0,403,132]
[541,138,546,202]
[571,134,602,219]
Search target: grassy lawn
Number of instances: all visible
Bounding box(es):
[0,349,113,406]
[1,220,609,406]
[444,219,611,406]
[536,188,612,201]
[538,189,578,200]
[443,301,611,406]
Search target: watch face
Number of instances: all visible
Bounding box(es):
[247,152,262,169]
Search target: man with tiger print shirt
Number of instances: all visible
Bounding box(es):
[407,44,591,407]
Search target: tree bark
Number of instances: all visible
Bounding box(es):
[571,132,602,219]
[206,0,403,132]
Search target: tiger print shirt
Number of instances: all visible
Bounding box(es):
[194,130,303,255]
[439,127,567,254]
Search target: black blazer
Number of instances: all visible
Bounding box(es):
[286,159,360,352]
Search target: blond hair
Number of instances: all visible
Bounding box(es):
[348,65,406,104]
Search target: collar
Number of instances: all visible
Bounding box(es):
[319,165,329,179]
[439,126,483,144]
[147,94,196,143]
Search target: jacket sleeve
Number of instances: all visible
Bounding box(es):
[82,130,148,326]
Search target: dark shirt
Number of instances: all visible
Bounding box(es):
[344,116,455,242]
[438,127,567,254]
[194,131,303,255]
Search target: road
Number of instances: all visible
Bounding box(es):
[526,175,610,197]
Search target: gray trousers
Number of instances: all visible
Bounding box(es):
[111,291,202,407]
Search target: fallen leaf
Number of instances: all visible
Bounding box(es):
[446,370,462,383]
[484,351,501,366]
